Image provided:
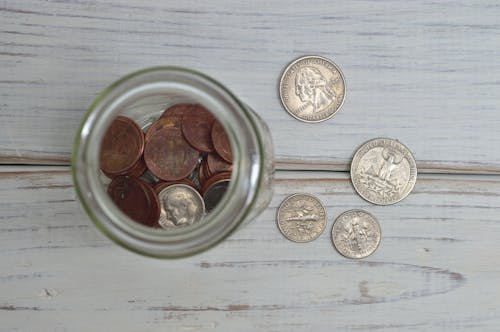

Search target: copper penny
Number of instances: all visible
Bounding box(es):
[160,103,194,119]
[211,120,233,163]
[107,177,160,227]
[126,156,147,178]
[100,116,144,176]
[207,153,233,176]
[181,104,216,153]
[144,117,200,181]
[154,178,198,194]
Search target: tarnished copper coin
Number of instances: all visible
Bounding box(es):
[100,116,144,176]
[211,120,233,163]
[160,103,193,119]
[154,178,198,194]
[202,172,232,212]
[127,156,147,178]
[107,177,160,227]
[181,104,216,153]
[144,116,200,181]
[207,153,233,176]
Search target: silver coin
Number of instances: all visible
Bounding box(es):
[157,184,205,229]
[279,55,346,123]
[331,209,381,259]
[276,193,327,243]
[351,138,417,205]
[203,179,230,212]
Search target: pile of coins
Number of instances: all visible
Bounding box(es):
[277,56,417,259]
[99,104,233,229]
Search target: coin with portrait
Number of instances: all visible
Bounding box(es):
[157,184,205,229]
[279,55,346,123]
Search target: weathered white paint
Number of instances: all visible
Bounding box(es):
[0,169,499,331]
[1,1,500,173]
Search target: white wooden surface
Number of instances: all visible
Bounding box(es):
[1,1,500,172]
[1,1,500,331]
[1,169,500,331]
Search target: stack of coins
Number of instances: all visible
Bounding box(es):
[99,104,233,229]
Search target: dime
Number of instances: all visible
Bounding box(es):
[331,210,381,259]
[276,193,326,243]
[279,55,346,123]
[182,104,216,153]
[100,116,144,176]
[144,116,200,181]
[351,138,417,205]
[211,120,233,163]
[202,173,231,212]
[107,177,160,227]
[157,184,205,229]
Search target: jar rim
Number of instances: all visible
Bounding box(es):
[72,66,265,258]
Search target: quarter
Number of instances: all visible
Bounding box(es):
[351,138,417,205]
[279,55,346,123]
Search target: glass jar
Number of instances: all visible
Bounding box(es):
[72,67,274,258]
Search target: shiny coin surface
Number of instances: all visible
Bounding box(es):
[276,193,326,243]
[211,120,233,163]
[279,55,346,123]
[160,103,193,119]
[331,210,381,259]
[182,104,216,153]
[144,116,200,181]
[100,116,144,176]
[351,138,417,205]
[107,177,160,227]
[157,184,205,229]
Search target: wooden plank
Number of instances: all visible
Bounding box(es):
[1,1,500,173]
[0,167,499,331]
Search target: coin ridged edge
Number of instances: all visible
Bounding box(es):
[350,137,417,206]
[331,209,381,259]
[276,193,327,243]
[279,55,347,123]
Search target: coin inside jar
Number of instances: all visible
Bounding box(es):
[144,116,200,181]
[182,104,216,153]
[107,176,160,227]
[211,120,233,163]
[201,172,231,212]
[207,153,233,175]
[157,184,205,229]
[100,116,145,176]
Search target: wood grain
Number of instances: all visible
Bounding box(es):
[0,168,499,331]
[1,1,500,173]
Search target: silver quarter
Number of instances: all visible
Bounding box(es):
[277,193,327,243]
[332,209,381,259]
[158,184,205,229]
[279,55,346,123]
[351,138,417,205]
